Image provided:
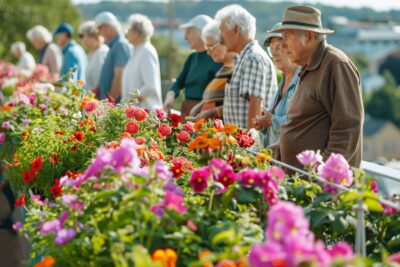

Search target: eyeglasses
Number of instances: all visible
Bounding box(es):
[205,42,220,51]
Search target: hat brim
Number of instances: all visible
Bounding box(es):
[179,22,195,30]
[271,24,334,34]
[263,33,282,47]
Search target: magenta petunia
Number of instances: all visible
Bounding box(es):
[248,242,287,267]
[189,166,210,193]
[317,153,353,192]
[54,228,75,246]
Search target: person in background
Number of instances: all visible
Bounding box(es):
[215,5,277,130]
[95,11,132,101]
[253,23,301,147]
[54,23,87,81]
[271,6,364,169]
[78,21,109,93]
[10,42,36,70]
[122,14,162,110]
[163,15,222,119]
[189,20,235,120]
[26,25,61,76]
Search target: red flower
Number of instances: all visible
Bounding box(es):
[126,121,140,134]
[73,131,85,142]
[66,170,79,179]
[15,194,26,207]
[170,162,185,178]
[176,131,190,143]
[31,156,43,173]
[135,137,146,145]
[70,145,78,152]
[22,171,35,183]
[169,113,182,128]
[84,100,98,113]
[49,152,59,164]
[125,106,136,118]
[158,123,172,137]
[120,132,133,140]
[133,108,147,122]
[235,129,255,148]
[50,184,62,198]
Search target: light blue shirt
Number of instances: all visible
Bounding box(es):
[99,34,132,100]
[262,66,302,147]
[60,40,87,81]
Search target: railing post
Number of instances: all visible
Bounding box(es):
[355,198,367,256]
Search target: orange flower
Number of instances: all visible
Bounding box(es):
[222,136,237,146]
[221,124,237,135]
[0,105,12,112]
[152,248,177,267]
[34,256,56,267]
[188,135,210,151]
[256,152,272,165]
[194,118,205,131]
[209,137,222,150]
[199,250,213,267]
[77,80,85,87]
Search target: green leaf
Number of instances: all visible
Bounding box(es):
[310,210,331,227]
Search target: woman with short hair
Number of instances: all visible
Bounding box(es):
[79,20,109,92]
[10,42,36,70]
[121,14,162,110]
[26,25,61,75]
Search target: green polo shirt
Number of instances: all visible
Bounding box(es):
[170,51,222,100]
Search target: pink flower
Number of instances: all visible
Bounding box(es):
[125,106,136,118]
[55,228,75,246]
[176,131,190,143]
[248,242,287,267]
[39,104,47,112]
[369,181,378,193]
[267,166,285,180]
[155,108,167,120]
[163,192,188,214]
[158,123,172,137]
[214,119,224,130]
[236,169,258,187]
[388,252,400,263]
[18,94,30,105]
[12,221,23,232]
[189,166,210,193]
[62,194,84,211]
[318,153,353,192]
[215,260,236,267]
[262,179,279,205]
[328,242,354,261]
[0,133,5,144]
[183,121,195,133]
[84,100,98,113]
[2,121,10,129]
[297,150,323,168]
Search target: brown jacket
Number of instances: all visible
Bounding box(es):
[279,41,364,169]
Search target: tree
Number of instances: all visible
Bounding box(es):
[365,71,400,128]
[0,0,81,58]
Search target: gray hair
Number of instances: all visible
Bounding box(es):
[298,30,326,44]
[26,25,52,43]
[11,42,26,54]
[215,4,256,40]
[201,21,221,41]
[79,21,98,37]
[128,14,154,41]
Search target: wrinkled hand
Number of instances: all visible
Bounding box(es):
[252,109,273,130]
[163,91,175,112]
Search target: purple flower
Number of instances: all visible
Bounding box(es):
[2,121,10,129]
[21,118,31,126]
[297,150,323,168]
[39,104,47,112]
[18,94,30,105]
[248,242,287,267]
[163,192,187,214]
[12,221,23,232]
[0,133,5,144]
[266,201,310,245]
[75,147,110,187]
[150,203,165,217]
[31,194,48,206]
[328,242,354,261]
[317,153,353,192]
[55,228,75,246]
[59,107,69,116]
[163,180,183,196]
[154,160,172,180]
[41,219,62,235]
[189,166,210,193]
[62,194,84,211]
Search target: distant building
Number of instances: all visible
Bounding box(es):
[363,115,400,161]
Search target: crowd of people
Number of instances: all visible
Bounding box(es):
[9,3,364,169]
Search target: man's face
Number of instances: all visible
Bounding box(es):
[219,18,237,52]
[55,32,69,48]
[184,27,202,50]
[281,29,306,66]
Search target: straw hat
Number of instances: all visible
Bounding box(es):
[271,5,334,34]
[263,23,283,47]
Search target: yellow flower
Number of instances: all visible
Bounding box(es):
[152,248,177,267]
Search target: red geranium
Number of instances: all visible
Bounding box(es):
[135,137,146,145]
[169,113,182,128]
[170,162,185,178]
[73,131,85,142]
[50,184,62,198]
[125,106,136,118]
[15,194,26,207]
[133,108,147,122]
[235,129,255,148]
[158,123,172,137]
[22,171,35,183]
[126,121,140,135]
[49,152,59,164]
[176,131,190,143]
[31,156,43,173]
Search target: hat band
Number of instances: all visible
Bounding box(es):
[282,21,322,29]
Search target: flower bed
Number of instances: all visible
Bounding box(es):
[1,64,400,267]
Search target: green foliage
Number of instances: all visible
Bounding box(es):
[0,0,81,57]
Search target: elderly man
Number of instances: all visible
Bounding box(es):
[215,5,277,130]
[271,6,364,168]
[54,23,87,81]
[95,12,132,101]
[10,42,36,70]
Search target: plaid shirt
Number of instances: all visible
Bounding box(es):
[223,40,277,129]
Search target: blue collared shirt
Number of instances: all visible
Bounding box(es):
[99,34,132,99]
[60,40,87,81]
[262,66,302,147]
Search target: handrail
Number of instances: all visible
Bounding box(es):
[361,160,400,183]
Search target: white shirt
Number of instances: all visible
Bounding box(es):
[86,44,109,89]
[121,41,162,110]
[17,52,36,70]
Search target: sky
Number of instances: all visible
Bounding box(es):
[72,0,400,11]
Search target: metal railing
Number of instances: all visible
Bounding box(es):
[247,149,400,256]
